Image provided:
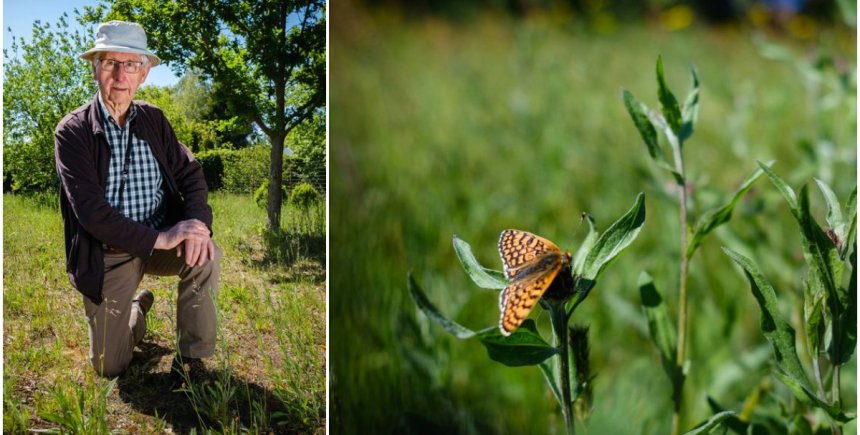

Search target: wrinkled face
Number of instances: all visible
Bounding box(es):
[93,51,151,110]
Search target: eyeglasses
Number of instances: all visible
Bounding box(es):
[98,58,146,74]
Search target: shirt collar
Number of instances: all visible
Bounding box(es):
[96,91,137,127]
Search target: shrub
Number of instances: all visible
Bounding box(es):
[289,183,322,211]
[223,146,269,194]
[254,179,287,209]
[195,148,230,191]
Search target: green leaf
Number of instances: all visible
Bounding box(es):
[722,248,811,388]
[686,162,769,259]
[679,66,700,142]
[815,178,846,243]
[682,411,736,435]
[452,235,507,290]
[539,358,563,408]
[759,161,799,220]
[797,184,841,307]
[656,55,683,136]
[772,371,853,423]
[477,319,559,367]
[573,213,598,276]
[844,186,857,259]
[407,272,480,339]
[639,271,680,385]
[802,279,826,357]
[581,193,646,282]
[622,89,677,176]
[830,246,856,366]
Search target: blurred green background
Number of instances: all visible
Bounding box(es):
[330,0,856,433]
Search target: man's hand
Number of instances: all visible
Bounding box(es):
[177,238,216,267]
[154,219,213,266]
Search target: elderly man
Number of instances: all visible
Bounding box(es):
[54,20,221,379]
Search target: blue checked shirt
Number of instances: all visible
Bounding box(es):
[98,94,166,229]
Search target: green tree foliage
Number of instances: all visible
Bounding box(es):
[3,14,95,192]
[289,110,325,193]
[136,72,255,152]
[93,0,326,231]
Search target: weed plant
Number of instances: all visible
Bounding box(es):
[330,2,855,432]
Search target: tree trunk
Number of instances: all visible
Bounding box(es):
[267,131,286,231]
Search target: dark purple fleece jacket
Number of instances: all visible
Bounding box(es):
[55,94,212,304]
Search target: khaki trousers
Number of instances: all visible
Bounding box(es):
[84,244,222,377]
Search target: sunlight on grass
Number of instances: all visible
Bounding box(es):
[4,192,325,433]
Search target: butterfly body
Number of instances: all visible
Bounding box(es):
[498,229,572,336]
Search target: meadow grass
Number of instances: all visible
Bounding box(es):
[330,3,855,433]
[3,192,325,433]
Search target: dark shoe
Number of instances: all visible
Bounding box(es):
[171,355,207,387]
[133,289,155,315]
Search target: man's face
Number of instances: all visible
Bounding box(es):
[93,51,151,109]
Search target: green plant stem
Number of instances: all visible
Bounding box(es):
[672,140,689,435]
[833,365,841,406]
[550,303,574,435]
[812,356,826,399]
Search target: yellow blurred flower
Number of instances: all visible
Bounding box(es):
[661,5,695,31]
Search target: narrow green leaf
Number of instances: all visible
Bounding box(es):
[772,371,854,423]
[622,89,670,169]
[539,358,563,408]
[798,184,841,301]
[722,248,811,387]
[844,186,857,259]
[706,397,748,433]
[687,162,769,259]
[573,213,598,276]
[407,272,479,339]
[581,193,646,281]
[453,236,508,290]
[639,271,680,384]
[679,66,700,142]
[802,279,825,357]
[759,161,799,220]
[656,55,682,135]
[682,411,737,435]
[477,320,559,366]
[815,178,846,243]
[830,246,856,366]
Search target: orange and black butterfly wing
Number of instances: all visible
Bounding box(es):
[498,229,563,280]
[498,253,564,336]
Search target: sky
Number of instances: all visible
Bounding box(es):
[3,0,181,87]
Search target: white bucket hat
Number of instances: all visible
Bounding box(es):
[79,20,161,66]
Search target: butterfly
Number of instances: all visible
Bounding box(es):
[497,229,572,336]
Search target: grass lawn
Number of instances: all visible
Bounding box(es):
[3,192,326,433]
